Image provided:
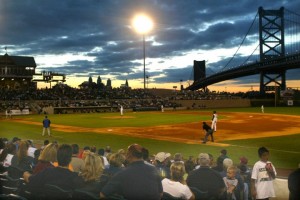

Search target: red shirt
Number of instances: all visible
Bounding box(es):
[33,160,54,174]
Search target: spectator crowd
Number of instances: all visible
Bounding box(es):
[0,137,299,200]
[1,81,289,114]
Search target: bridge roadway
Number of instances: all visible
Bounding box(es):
[186,52,300,91]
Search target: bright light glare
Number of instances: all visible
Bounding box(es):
[132,14,153,34]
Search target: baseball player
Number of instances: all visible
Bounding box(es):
[42,115,51,136]
[120,105,124,116]
[211,111,218,132]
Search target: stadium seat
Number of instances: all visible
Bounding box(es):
[72,189,99,200]
[0,165,7,173]
[7,166,24,179]
[0,194,27,200]
[161,192,184,200]
[43,184,72,200]
[105,194,127,200]
[0,173,21,195]
[189,187,209,200]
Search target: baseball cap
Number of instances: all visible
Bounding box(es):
[155,152,171,162]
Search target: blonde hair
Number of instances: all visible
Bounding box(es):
[17,140,29,163]
[39,143,58,162]
[109,153,125,167]
[80,152,104,182]
[82,150,91,160]
[227,165,237,175]
[117,149,126,155]
[170,161,186,182]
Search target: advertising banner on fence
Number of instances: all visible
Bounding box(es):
[10,109,30,115]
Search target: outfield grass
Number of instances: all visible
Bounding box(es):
[1,107,300,170]
[11,111,209,128]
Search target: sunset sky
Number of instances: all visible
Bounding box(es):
[1,0,300,92]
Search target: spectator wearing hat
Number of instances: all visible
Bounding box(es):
[187,153,226,199]
[154,152,172,179]
[100,144,163,200]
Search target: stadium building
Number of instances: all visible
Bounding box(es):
[0,53,37,90]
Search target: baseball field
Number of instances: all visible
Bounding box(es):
[1,107,300,176]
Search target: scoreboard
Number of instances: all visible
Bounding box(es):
[32,72,65,82]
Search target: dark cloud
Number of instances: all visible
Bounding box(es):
[0,0,299,88]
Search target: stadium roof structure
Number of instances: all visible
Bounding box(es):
[0,53,36,67]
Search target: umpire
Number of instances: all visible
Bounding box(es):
[202,122,214,144]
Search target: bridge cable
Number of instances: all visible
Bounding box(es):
[218,11,259,72]
[240,43,260,66]
[285,9,300,18]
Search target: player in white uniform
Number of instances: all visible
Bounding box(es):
[211,111,218,132]
[120,105,124,116]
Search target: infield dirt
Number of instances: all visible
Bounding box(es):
[10,111,300,146]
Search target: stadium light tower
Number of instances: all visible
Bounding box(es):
[132,14,153,90]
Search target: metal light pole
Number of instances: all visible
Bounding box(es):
[143,35,146,90]
[132,14,153,90]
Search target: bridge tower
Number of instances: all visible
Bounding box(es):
[193,60,207,91]
[259,7,286,94]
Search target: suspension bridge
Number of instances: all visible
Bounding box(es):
[186,7,300,94]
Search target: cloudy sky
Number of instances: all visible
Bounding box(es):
[1,0,300,92]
